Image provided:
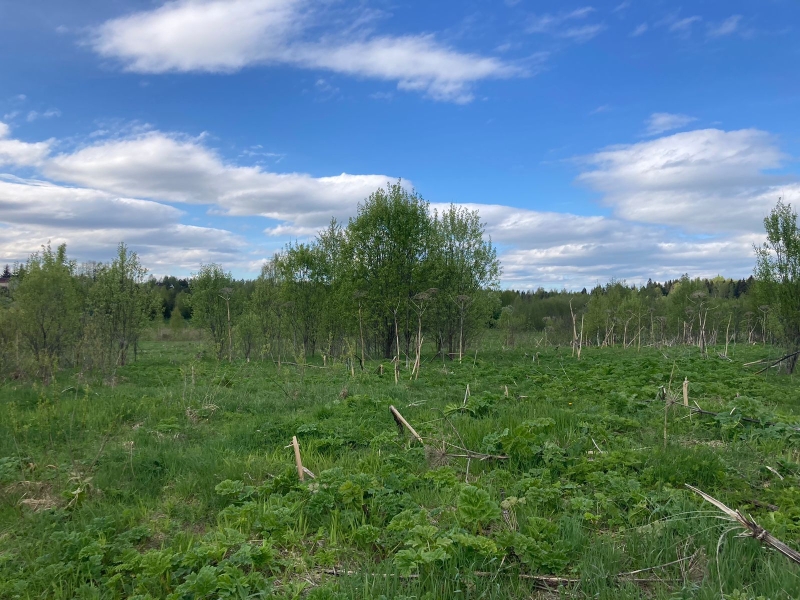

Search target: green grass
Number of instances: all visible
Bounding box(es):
[1,337,800,599]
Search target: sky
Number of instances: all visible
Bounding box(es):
[1,0,799,289]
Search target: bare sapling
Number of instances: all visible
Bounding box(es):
[410,289,436,380]
[220,287,234,363]
[569,299,578,357]
[723,313,732,357]
[354,291,367,368]
[454,294,473,362]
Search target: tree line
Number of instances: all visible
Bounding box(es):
[2,191,800,380]
[0,184,500,380]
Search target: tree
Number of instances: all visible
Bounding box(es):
[345,182,434,358]
[14,244,83,379]
[429,204,500,356]
[89,243,155,367]
[190,264,236,360]
[754,199,800,372]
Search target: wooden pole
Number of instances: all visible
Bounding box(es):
[291,436,304,482]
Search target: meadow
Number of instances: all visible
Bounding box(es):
[1,334,799,599]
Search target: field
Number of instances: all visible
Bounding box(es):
[1,336,800,599]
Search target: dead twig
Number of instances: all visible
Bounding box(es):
[686,484,800,566]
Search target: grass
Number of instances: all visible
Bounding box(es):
[1,334,800,599]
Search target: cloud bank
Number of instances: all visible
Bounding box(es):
[0,120,794,287]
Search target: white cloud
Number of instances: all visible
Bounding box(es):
[1,121,794,287]
[668,15,701,33]
[631,23,648,37]
[293,36,518,104]
[559,24,605,43]
[90,0,520,103]
[0,122,51,167]
[527,7,595,33]
[644,112,697,136]
[431,202,762,288]
[92,0,301,73]
[44,131,398,230]
[526,7,603,42]
[578,128,790,233]
[0,222,248,274]
[0,176,182,228]
[708,15,742,38]
[26,109,61,122]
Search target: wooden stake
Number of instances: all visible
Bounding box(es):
[291,436,305,482]
[724,314,732,357]
[682,377,689,407]
[389,405,424,445]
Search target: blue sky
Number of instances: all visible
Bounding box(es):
[1,0,799,288]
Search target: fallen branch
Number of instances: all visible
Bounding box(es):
[685,401,800,432]
[686,484,800,566]
[389,405,424,445]
[743,357,772,367]
[754,350,800,375]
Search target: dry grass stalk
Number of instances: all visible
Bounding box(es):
[686,484,800,566]
[322,550,701,590]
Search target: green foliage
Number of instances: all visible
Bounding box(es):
[2,338,800,598]
[457,485,501,532]
[87,244,157,369]
[755,199,800,370]
[190,264,237,360]
[13,243,83,379]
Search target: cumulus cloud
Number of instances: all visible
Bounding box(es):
[0,177,182,228]
[44,131,397,230]
[0,122,51,167]
[0,222,247,274]
[90,0,519,103]
[644,112,697,136]
[578,128,791,233]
